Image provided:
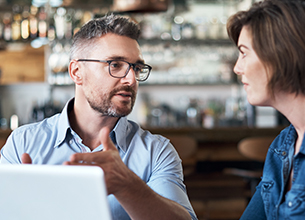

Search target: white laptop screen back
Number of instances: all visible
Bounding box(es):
[0,165,112,220]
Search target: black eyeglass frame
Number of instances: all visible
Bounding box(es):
[76,59,152,82]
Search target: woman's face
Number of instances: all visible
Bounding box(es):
[234,26,272,106]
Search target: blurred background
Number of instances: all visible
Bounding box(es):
[0,0,288,129]
[0,0,290,219]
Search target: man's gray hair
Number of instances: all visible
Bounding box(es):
[70,14,141,60]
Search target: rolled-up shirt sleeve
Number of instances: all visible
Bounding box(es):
[1,130,23,164]
[147,140,197,220]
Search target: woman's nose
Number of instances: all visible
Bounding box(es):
[233,58,243,75]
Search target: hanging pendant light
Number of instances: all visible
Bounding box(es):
[113,0,170,13]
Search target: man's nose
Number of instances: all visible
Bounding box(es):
[121,67,137,85]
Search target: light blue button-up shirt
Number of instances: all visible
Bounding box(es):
[0,98,197,220]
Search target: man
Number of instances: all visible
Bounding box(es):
[1,14,197,220]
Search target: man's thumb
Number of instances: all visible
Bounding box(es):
[100,127,116,151]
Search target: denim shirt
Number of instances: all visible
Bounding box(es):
[241,124,305,220]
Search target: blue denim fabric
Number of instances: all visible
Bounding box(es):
[241,125,305,220]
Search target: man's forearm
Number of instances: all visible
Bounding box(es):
[114,173,191,220]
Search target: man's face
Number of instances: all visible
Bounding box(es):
[77,33,142,117]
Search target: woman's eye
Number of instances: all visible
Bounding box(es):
[240,51,246,58]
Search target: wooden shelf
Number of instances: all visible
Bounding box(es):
[0,44,45,85]
[145,126,285,143]
[138,38,234,46]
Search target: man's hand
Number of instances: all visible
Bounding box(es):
[21,153,32,164]
[65,127,191,220]
[64,127,135,195]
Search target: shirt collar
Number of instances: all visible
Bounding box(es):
[112,117,129,153]
[282,124,305,155]
[54,98,75,148]
[54,98,129,152]
[289,124,305,155]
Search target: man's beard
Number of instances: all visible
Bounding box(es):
[87,86,136,117]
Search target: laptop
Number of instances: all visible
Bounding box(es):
[0,164,112,220]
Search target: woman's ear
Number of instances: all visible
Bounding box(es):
[69,60,82,85]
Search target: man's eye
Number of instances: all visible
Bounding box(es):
[110,62,122,68]
[134,65,142,72]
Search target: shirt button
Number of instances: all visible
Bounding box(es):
[69,140,74,145]
[282,151,287,156]
[288,201,293,207]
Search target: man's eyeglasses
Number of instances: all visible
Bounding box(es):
[76,59,152,82]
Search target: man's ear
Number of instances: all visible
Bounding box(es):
[69,60,82,85]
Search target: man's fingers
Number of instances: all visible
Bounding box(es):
[64,161,95,166]
[66,127,117,165]
[69,152,93,163]
[21,153,32,164]
[69,151,107,163]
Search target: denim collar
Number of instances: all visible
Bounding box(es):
[279,124,305,156]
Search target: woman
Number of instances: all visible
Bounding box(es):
[227,0,305,219]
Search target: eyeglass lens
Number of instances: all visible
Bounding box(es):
[109,60,150,81]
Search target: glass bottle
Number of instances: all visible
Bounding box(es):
[38,6,47,38]
[21,5,30,40]
[29,5,38,38]
[11,4,22,41]
[0,13,4,39]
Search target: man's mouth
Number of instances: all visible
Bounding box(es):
[110,86,136,101]
[116,92,132,98]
